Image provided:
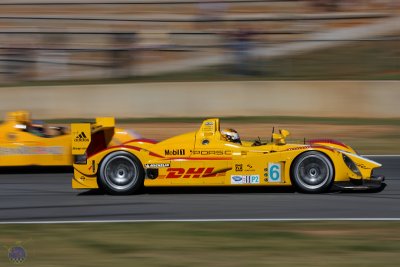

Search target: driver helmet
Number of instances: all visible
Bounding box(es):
[221,128,241,144]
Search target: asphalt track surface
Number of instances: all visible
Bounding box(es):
[0,156,398,223]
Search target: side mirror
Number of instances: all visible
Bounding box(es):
[273,129,290,145]
[280,129,290,138]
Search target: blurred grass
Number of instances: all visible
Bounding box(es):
[263,39,400,80]
[0,39,398,88]
[1,221,400,267]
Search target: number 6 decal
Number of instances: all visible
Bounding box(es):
[268,163,281,182]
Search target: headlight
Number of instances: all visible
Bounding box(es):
[342,154,361,176]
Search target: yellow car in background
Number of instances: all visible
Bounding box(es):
[0,111,138,167]
[71,117,384,194]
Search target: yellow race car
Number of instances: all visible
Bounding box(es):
[0,111,138,167]
[71,118,384,194]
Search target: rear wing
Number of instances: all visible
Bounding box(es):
[71,117,115,156]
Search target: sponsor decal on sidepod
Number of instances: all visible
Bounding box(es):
[231,175,260,184]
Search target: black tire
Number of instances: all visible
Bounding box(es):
[291,151,334,193]
[98,151,144,195]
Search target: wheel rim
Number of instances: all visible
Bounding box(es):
[294,154,331,190]
[103,155,138,191]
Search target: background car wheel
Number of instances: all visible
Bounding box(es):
[291,151,334,193]
[98,151,144,195]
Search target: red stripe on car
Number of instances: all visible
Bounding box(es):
[307,139,348,149]
[123,138,158,145]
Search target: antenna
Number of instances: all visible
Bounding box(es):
[271,126,275,142]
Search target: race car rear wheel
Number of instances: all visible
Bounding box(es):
[291,151,334,193]
[98,151,144,195]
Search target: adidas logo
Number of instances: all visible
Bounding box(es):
[76,132,87,139]
[74,132,89,142]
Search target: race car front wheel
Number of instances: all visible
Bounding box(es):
[291,151,334,193]
[98,151,144,195]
